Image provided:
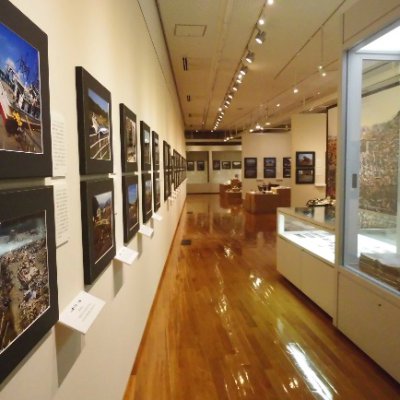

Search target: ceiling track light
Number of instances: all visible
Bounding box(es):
[232,84,239,92]
[255,30,266,44]
[258,16,265,26]
[245,50,255,64]
[239,65,248,76]
[236,76,243,84]
[227,92,233,99]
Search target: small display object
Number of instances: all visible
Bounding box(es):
[197,160,205,171]
[76,67,113,175]
[187,161,195,171]
[296,168,315,184]
[81,179,116,284]
[222,161,231,169]
[213,160,221,170]
[264,157,276,167]
[142,173,153,223]
[296,151,315,167]
[0,1,52,178]
[264,167,276,178]
[122,175,139,243]
[153,172,161,212]
[232,161,242,169]
[152,131,160,170]
[119,104,137,172]
[244,157,257,178]
[0,186,58,383]
[140,121,151,171]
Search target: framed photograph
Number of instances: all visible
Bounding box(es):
[296,168,315,184]
[140,121,151,171]
[232,161,242,169]
[76,67,113,175]
[119,104,137,173]
[244,157,257,179]
[0,1,52,178]
[122,175,139,244]
[222,161,231,169]
[264,157,276,167]
[283,167,291,178]
[283,157,291,168]
[81,179,115,284]
[152,131,160,170]
[296,151,315,167]
[264,167,276,178]
[153,172,161,212]
[0,186,58,383]
[197,160,205,171]
[142,173,153,223]
[187,161,195,171]
[213,160,221,170]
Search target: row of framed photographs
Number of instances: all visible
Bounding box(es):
[244,157,292,179]
[186,160,242,171]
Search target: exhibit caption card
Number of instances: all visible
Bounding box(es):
[59,291,105,334]
[139,225,154,238]
[115,246,139,265]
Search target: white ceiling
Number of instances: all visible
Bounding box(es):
[157,0,359,133]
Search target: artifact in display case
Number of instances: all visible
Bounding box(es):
[76,67,113,175]
[0,0,53,178]
[278,207,335,264]
[0,186,58,383]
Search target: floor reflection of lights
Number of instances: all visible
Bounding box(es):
[249,273,275,303]
[286,343,337,400]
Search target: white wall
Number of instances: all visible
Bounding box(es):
[291,114,327,207]
[241,131,291,195]
[1,1,185,399]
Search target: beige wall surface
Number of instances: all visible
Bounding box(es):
[1,1,185,399]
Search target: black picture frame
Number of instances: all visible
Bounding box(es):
[119,104,137,173]
[213,160,221,170]
[81,179,116,284]
[76,67,113,175]
[197,160,205,171]
[153,172,161,212]
[264,157,276,167]
[0,186,58,383]
[140,121,151,171]
[152,131,160,170]
[163,141,171,201]
[142,172,153,223]
[232,161,242,169]
[122,175,139,244]
[283,157,291,168]
[222,161,231,169]
[187,161,195,171]
[296,168,315,184]
[244,157,257,178]
[0,1,52,178]
[296,151,315,167]
[264,167,276,178]
[283,167,291,178]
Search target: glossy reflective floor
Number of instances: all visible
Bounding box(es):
[124,194,400,400]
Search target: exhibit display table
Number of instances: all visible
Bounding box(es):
[244,187,290,213]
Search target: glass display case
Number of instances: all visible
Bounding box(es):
[342,24,400,295]
[277,206,335,264]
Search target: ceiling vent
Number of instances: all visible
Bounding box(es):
[174,24,207,37]
[182,57,189,71]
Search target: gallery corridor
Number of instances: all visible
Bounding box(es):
[124,195,400,400]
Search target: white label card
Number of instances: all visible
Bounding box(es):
[51,112,67,177]
[115,247,139,265]
[59,291,105,334]
[139,225,154,238]
[54,181,69,247]
[152,213,163,221]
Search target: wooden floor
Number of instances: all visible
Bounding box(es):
[124,194,400,400]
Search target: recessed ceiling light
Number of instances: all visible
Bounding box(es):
[276,103,280,107]
[267,0,274,5]
[265,122,271,126]
[293,87,299,94]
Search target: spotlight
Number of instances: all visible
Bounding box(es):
[239,65,248,76]
[267,0,274,5]
[255,30,266,44]
[232,84,239,92]
[245,51,255,63]
[293,87,299,94]
[227,92,234,99]
[258,16,265,26]
[236,76,243,84]
[218,107,222,111]
[276,103,280,107]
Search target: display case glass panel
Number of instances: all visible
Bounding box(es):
[343,23,400,294]
[278,207,335,264]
